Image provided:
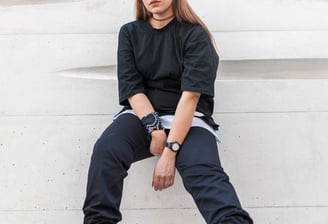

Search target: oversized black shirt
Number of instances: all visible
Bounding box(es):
[117,18,219,129]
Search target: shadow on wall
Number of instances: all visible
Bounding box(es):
[55,59,328,81]
[0,0,82,6]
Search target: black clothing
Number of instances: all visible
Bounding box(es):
[83,18,253,224]
[117,18,219,129]
[83,114,253,224]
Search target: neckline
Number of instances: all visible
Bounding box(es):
[145,17,177,32]
[152,15,175,22]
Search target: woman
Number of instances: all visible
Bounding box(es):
[83,0,253,223]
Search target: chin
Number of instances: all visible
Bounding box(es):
[150,9,165,14]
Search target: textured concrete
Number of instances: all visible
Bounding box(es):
[1,0,328,223]
[1,0,328,59]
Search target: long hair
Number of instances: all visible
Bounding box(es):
[135,0,214,43]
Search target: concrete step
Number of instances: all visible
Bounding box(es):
[1,0,328,223]
[1,59,328,223]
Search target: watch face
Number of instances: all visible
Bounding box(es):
[172,143,180,151]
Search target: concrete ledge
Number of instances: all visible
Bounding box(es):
[218,59,328,79]
[1,112,328,222]
[1,1,328,223]
[4,59,328,116]
[56,59,328,80]
[1,207,328,224]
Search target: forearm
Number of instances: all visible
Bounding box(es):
[164,91,200,156]
[129,93,166,157]
[152,91,200,190]
[128,93,155,119]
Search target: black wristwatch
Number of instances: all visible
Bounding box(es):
[165,141,181,152]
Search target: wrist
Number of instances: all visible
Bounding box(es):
[162,147,178,159]
[151,129,165,136]
[165,141,181,153]
[141,112,164,134]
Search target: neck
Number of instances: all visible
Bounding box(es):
[152,14,175,22]
[149,14,175,29]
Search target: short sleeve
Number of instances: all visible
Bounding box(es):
[181,26,218,97]
[117,25,145,106]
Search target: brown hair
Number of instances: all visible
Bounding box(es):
[135,0,214,43]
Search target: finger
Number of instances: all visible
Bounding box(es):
[168,177,174,188]
[149,143,155,156]
[152,171,157,189]
[149,146,158,156]
[164,176,174,189]
[152,172,161,191]
[157,177,164,191]
[150,147,162,157]
[150,142,161,156]
[155,174,167,191]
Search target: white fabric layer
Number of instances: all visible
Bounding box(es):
[113,109,221,143]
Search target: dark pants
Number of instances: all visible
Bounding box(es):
[83,114,253,224]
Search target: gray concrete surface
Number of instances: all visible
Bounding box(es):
[1,0,328,223]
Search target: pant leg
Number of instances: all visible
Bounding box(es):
[83,113,153,224]
[175,127,253,224]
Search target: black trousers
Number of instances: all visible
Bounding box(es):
[83,113,253,224]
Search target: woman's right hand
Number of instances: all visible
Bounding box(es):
[149,129,167,157]
[127,93,167,156]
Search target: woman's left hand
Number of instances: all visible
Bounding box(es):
[152,150,176,191]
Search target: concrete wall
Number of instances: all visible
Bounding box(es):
[1,0,328,223]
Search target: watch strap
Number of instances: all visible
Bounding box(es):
[165,141,181,152]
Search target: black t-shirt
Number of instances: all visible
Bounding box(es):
[117,18,219,129]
